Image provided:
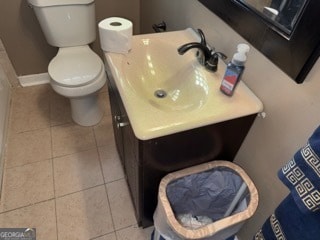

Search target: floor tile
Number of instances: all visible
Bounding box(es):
[106,179,137,230]
[98,83,108,94]
[93,232,117,240]
[53,148,104,197]
[10,85,51,133]
[94,116,115,147]
[2,83,153,240]
[0,159,54,212]
[98,91,111,117]
[0,200,57,240]
[56,185,114,240]
[98,146,124,183]
[51,123,96,157]
[116,225,154,240]
[5,128,51,168]
[50,91,72,126]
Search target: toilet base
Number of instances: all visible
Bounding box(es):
[70,93,103,126]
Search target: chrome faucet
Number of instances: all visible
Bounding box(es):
[177,29,227,72]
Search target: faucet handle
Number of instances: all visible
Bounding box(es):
[215,52,228,61]
[205,51,228,72]
[197,29,207,47]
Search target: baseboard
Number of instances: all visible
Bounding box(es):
[18,72,50,87]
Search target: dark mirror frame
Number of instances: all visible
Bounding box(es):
[199,0,320,83]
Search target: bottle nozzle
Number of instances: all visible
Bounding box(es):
[237,43,250,54]
[232,43,250,66]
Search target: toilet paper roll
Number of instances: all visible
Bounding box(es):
[98,17,133,53]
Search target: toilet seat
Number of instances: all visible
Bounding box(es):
[49,46,103,87]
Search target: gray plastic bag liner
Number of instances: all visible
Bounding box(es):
[153,160,259,240]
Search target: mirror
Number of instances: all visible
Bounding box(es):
[238,0,308,38]
[199,0,320,83]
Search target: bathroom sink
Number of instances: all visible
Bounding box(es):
[105,29,263,140]
[119,38,209,112]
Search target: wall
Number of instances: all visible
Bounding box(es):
[0,0,140,76]
[0,38,12,197]
[141,0,320,238]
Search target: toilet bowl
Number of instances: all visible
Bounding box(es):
[49,46,106,126]
[27,0,106,126]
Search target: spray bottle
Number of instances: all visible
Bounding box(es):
[220,44,250,96]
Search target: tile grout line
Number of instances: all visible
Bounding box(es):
[103,184,118,240]
[93,128,106,184]
[114,223,141,233]
[52,144,100,160]
[4,156,53,170]
[55,182,106,199]
[10,126,51,135]
[93,125,118,240]
[0,197,56,216]
[88,231,116,240]
[49,90,60,240]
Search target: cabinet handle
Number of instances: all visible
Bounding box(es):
[117,122,129,128]
[115,115,129,128]
[114,115,121,121]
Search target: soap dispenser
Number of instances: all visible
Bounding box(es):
[220,44,250,96]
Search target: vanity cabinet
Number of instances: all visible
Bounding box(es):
[106,69,141,215]
[106,71,257,228]
[107,72,125,164]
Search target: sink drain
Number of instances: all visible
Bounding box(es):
[154,89,167,98]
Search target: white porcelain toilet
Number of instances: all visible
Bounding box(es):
[28,0,106,126]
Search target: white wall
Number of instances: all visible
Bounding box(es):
[0,39,12,197]
[141,0,320,238]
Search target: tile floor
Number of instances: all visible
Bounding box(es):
[0,84,154,240]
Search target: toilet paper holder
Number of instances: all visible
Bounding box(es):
[152,21,167,32]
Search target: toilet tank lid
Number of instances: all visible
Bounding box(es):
[28,0,94,7]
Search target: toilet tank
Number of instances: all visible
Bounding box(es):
[28,0,96,47]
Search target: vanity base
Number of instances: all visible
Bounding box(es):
[107,71,257,227]
[138,114,256,227]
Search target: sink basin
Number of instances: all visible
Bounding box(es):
[123,38,209,112]
[105,29,263,140]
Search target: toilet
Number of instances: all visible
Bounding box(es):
[27,0,106,126]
